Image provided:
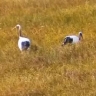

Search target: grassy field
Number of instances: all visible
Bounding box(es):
[0,0,96,95]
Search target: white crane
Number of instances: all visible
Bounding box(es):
[62,32,83,46]
[13,24,31,51]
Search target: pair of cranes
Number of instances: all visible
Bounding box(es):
[13,24,83,51]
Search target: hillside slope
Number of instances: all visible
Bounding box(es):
[0,0,96,96]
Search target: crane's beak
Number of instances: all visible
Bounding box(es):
[11,26,16,31]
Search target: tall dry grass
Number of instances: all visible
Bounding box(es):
[0,0,96,96]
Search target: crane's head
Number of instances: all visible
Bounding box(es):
[12,24,23,37]
[12,24,21,30]
[16,24,21,29]
[79,31,83,40]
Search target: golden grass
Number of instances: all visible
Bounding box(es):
[0,0,96,95]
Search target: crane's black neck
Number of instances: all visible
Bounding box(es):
[79,33,83,40]
[18,28,22,37]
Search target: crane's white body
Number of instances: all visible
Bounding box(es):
[18,37,30,51]
[66,35,80,43]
